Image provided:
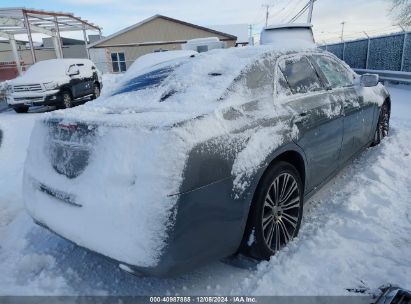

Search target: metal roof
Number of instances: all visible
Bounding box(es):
[0,7,101,37]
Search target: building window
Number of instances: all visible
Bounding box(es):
[111,52,126,73]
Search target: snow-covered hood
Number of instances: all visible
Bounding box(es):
[10,74,70,86]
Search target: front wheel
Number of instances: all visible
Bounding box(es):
[92,83,100,99]
[372,102,390,146]
[61,91,72,109]
[243,161,304,260]
[14,106,29,113]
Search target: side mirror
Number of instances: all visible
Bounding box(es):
[360,73,379,87]
[68,66,80,76]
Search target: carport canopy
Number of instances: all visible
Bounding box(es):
[0,7,102,75]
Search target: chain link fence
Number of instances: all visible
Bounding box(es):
[321,31,411,72]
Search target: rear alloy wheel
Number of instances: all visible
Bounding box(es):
[244,161,304,260]
[14,106,29,113]
[93,83,100,99]
[372,102,390,146]
[62,91,72,109]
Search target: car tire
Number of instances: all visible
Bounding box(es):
[371,102,390,146]
[62,91,73,109]
[242,161,304,260]
[92,83,100,99]
[14,106,29,113]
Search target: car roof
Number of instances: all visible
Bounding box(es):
[34,58,93,68]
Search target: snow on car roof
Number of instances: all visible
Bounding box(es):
[53,42,318,125]
[27,58,92,72]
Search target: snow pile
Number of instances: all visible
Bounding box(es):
[0,113,38,218]
[100,73,124,97]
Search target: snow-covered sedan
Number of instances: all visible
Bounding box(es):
[23,45,390,276]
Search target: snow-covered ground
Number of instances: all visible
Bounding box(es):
[0,80,410,296]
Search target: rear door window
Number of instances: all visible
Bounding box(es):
[244,58,274,91]
[279,56,324,94]
[276,69,292,98]
[311,55,354,88]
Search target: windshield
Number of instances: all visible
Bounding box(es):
[112,65,177,96]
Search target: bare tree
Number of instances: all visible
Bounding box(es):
[392,0,411,27]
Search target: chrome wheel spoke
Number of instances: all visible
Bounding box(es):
[273,178,280,203]
[280,180,297,204]
[267,221,275,247]
[279,174,290,201]
[281,196,300,210]
[264,196,275,209]
[282,212,298,229]
[262,214,274,230]
[278,219,291,243]
[274,223,281,252]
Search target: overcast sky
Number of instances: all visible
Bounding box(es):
[1,0,400,43]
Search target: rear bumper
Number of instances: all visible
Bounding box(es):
[23,119,256,276]
[25,175,251,277]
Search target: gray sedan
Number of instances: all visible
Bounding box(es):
[23,47,390,276]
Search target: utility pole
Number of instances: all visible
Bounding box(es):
[262,4,273,28]
[340,21,346,42]
[248,24,254,46]
[307,0,315,24]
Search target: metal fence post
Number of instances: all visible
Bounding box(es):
[364,32,371,69]
[401,31,408,71]
[366,38,371,69]
[342,41,346,61]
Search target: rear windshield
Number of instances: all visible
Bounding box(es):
[112,66,176,96]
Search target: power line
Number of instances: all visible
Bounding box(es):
[289,0,318,23]
[289,2,310,23]
[279,0,305,23]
